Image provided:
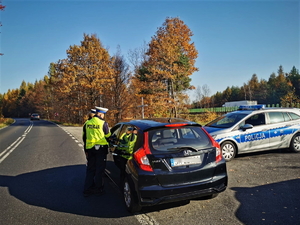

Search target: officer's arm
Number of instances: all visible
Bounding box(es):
[103,122,111,138]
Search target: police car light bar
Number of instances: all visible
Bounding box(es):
[238,105,266,110]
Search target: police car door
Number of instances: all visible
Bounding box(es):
[238,113,270,152]
[266,111,296,149]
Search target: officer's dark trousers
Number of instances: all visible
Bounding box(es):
[84,146,108,192]
[113,155,128,185]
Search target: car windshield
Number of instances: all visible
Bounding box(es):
[205,113,248,128]
[149,126,212,152]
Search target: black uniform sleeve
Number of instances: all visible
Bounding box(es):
[103,122,110,135]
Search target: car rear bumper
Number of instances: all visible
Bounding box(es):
[136,166,228,206]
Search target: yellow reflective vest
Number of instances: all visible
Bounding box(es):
[119,133,137,159]
[84,117,111,149]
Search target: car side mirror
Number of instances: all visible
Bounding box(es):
[241,124,254,131]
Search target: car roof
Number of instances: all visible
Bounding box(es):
[227,106,300,116]
[118,118,199,131]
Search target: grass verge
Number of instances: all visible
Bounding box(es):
[0,118,15,129]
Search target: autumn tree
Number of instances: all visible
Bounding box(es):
[50,34,115,124]
[134,17,198,117]
[281,90,299,107]
[267,66,293,104]
[108,46,138,124]
[286,66,300,97]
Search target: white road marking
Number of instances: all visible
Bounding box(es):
[0,123,33,164]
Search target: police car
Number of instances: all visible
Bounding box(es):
[203,105,300,161]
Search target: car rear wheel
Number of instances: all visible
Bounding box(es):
[221,141,236,162]
[123,176,141,213]
[289,133,300,153]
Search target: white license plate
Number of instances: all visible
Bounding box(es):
[170,155,202,167]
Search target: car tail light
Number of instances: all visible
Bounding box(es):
[133,132,153,172]
[202,128,222,163]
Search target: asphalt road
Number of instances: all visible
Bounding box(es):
[0,119,299,225]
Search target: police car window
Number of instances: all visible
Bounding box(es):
[268,112,285,124]
[283,112,291,121]
[245,113,265,126]
[206,113,248,128]
[289,112,300,120]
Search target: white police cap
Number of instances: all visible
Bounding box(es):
[90,109,96,113]
[95,106,108,114]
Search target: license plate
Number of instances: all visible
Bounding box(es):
[170,155,202,167]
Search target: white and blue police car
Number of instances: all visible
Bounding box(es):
[203,105,300,161]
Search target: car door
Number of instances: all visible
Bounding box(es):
[237,112,270,152]
[266,111,296,149]
[106,124,123,181]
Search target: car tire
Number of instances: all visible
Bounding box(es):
[289,133,300,153]
[123,176,141,213]
[221,141,236,162]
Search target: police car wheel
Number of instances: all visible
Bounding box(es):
[221,141,236,162]
[289,133,300,153]
[123,176,141,213]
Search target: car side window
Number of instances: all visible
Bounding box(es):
[109,124,122,145]
[245,113,266,126]
[268,112,285,124]
[289,112,300,120]
[283,112,291,121]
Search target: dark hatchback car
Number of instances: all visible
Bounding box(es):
[107,118,228,212]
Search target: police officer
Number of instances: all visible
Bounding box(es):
[83,109,96,157]
[82,106,111,197]
[114,127,137,185]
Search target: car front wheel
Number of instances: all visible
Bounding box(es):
[221,141,236,162]
[289,133,300,153]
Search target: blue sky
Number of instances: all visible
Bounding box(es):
[1,0,299,101]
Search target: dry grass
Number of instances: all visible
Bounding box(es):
[181,111,219,125]
[0,118,14,128]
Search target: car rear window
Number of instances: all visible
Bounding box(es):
[149,126,212,152]
[289,112,300,120]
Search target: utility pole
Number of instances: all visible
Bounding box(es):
[137,97,148,119]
